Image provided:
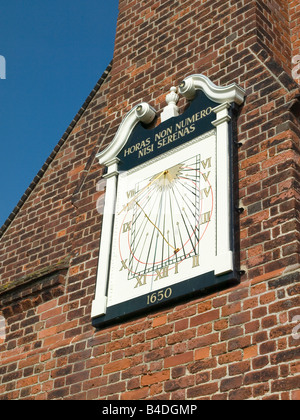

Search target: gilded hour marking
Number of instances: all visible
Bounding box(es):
[122,221,132,233]
[202,172,210,182]
[192,255,200,268]
[127,189,136,199]
[200,211,211,225]
[175,262,179,274]
[154,266,169,281]
[201,157,212,170]
[134,274,147,288]
[200,187,211,199]
[120,259,128,271]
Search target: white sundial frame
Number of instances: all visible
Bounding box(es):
[91,74,245,320]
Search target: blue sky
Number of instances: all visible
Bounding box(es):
[0,0,118,227]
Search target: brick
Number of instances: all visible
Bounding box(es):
[17,376,39,389]
[152,315,167,328]
[292,390,300,400]
[270,348,300,365]
[164,375,194,392]
[229,361,251,376]
[229,387,253,401]
[252,356,269,370]
[243,346,258,360]
[175,319,188,332]
[229,311,251,326]
[228,336,251,352]
[195,347,210,361]
[260,341,277,355]
[197,300,212,314]
[167,328,196,345]
[40,307,62,320]
[220,376,243,392]
[121,387,149,401]
[228,288,249,303]
[103,359,131,375]
[213,296,227,308]
[146,324,173,340]
[271,376,300,393]
[218,351,242,365]
[164,352,194,368]
[260,292,276,305]
[244,367,278,385]
[141,370,170,386]
[190,309,220,327]
[188,358,217,375]
[19,355,40,369]
[37,300,59,314]
[66,371,89,386]
[221,326,244,341]
[214,319,228,331]
[212,367,227,381]
[222,302,241,317]
[187,382,219,399]
[212,343,227,357]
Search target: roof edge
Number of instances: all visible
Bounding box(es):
[0,61,113,240]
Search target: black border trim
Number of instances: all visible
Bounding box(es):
[92,271,238,329]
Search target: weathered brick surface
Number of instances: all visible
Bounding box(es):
[0,0,299,400]
[289,0,300,56]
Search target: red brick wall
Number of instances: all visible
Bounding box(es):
[256,0,292,74]
[289,0,300,58]
[0,0,300,400]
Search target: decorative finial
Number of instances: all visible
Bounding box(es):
[161,86,179,122]
[166,86,179,106]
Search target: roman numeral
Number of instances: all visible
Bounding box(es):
[201,157,212,170]
[120,259,128,271]
[122,222,132,233]
[202,171,210,182]
[192,255,200,268]
[200,187,211,199]
[154,266,169,281]
[175,262,179,274]
[134,275,147,288]
[200,211,211,225]
[127,189,136,199]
